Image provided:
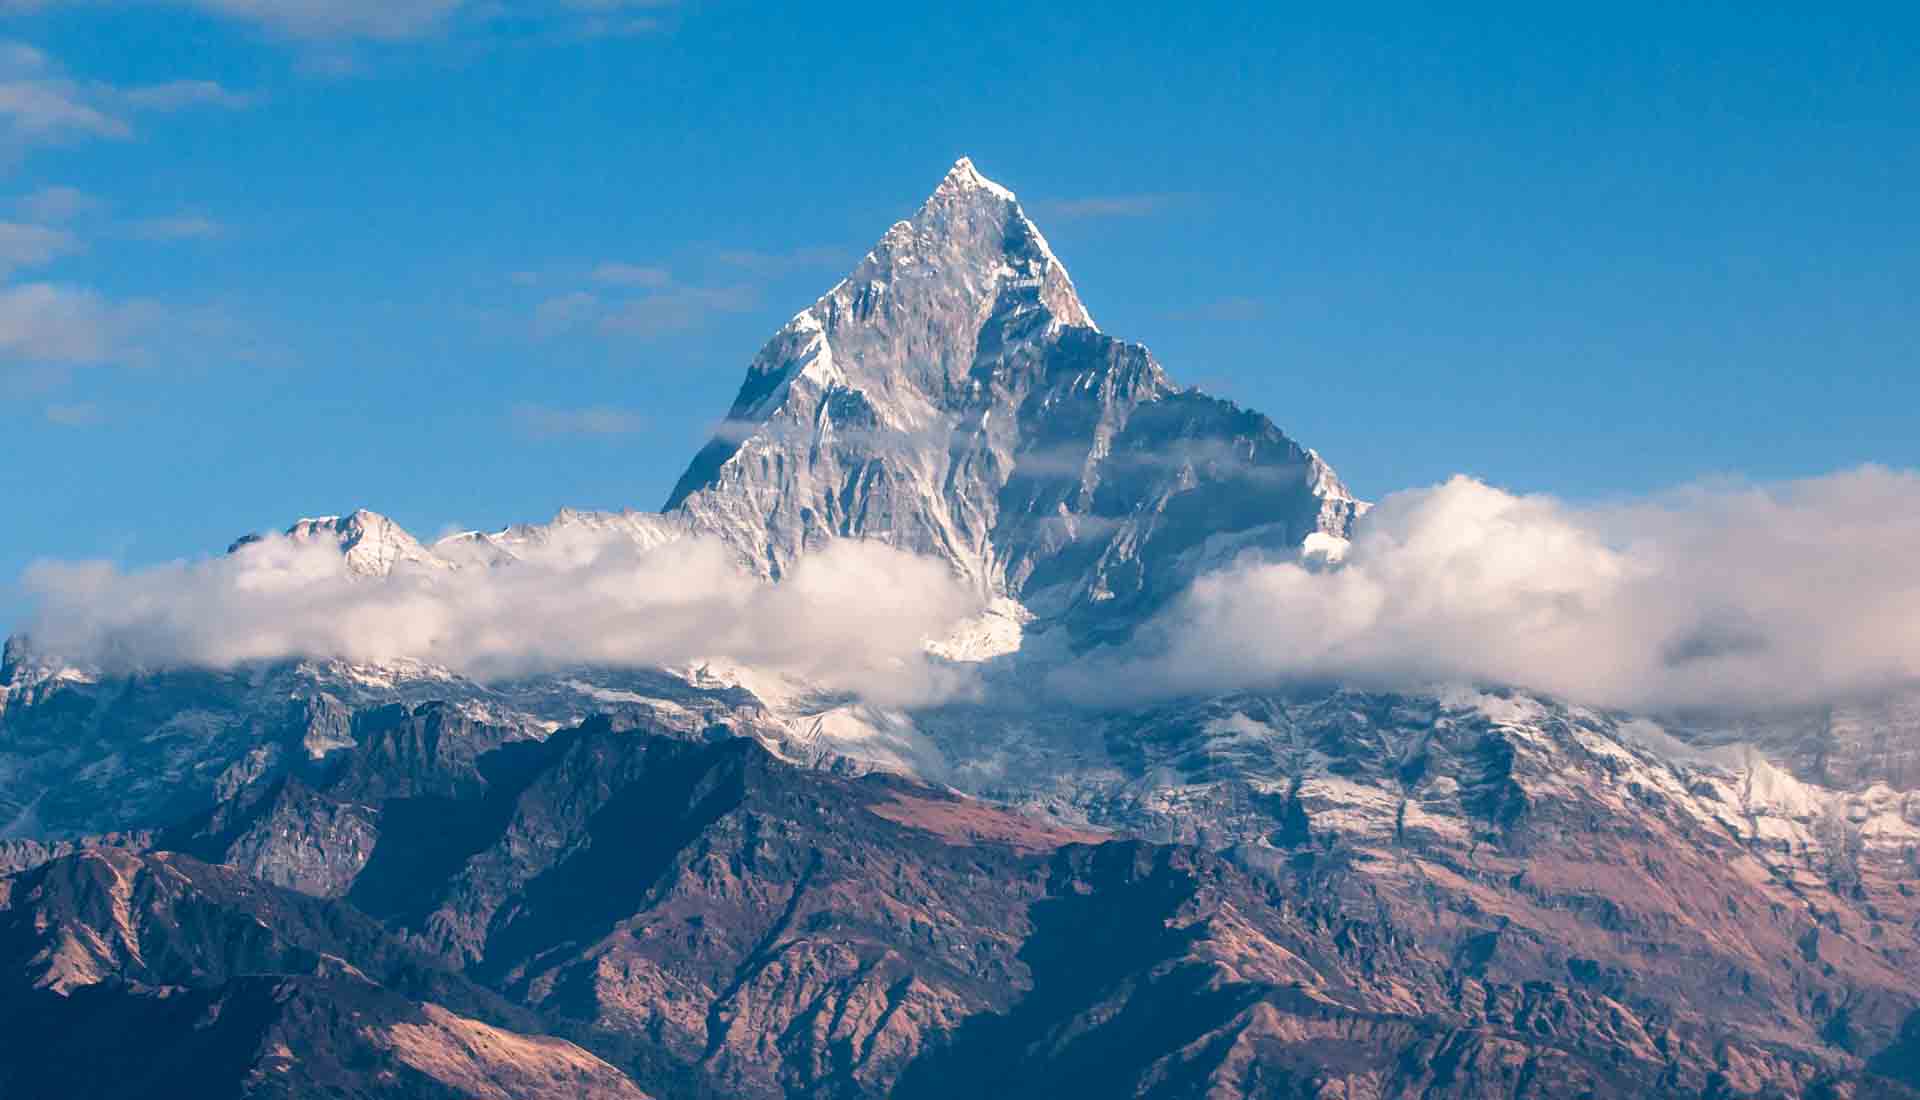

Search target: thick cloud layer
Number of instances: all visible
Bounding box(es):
[20,466,1920,715]
[21,531,980,705]
[1059,466,1920,712]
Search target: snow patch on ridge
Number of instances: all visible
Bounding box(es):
[926,596,1031,662]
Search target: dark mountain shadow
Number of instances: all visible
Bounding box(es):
[1867,1009,1920,1095]
[891,841,1271,1100]
[348,736,558,927]
[475,735,755,989]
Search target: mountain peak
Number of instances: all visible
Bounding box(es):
[281,510,449,578]
[663,159,1359,637]
[934,155,1014,201]
[876,156,1095,336]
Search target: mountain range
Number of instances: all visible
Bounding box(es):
[2,159,1918,1099]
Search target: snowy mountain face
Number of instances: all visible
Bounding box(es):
[270,510,453,578]
[667,158,1357,643]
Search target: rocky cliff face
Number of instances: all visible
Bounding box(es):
[0,846,655,1099]
[4,718,1916,1098]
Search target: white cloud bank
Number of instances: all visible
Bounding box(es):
[19,465,1920,715]
[22,531,981,706]
[1059,466,1920,713]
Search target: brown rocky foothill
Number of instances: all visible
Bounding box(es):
[0,712,1914,1098]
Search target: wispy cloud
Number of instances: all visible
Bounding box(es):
[175,0,468,41]
[118,79,253,111]
[0,220,78,275]
[1031,193,1179,221]
[520,240,840,342]
[0,282,118,363]
[533,282,756,340]
[0,281,257,381]
[17,185,102,223]
[713,245,846,277]
[517,244,827,343]
[532,290,600,334]
[556,0,672,9]
[511,402,648,437]
[0,179,243,386]
[602,284,754,337]
[544,3,671,41]
[0,83,124,140]
[43,400,101,426]
[0,40,252,152]
[12,0,677,43]
[1166,296,1265,323]
[0,45,129,142]
[590,260,670,288]
[130,214,221,241]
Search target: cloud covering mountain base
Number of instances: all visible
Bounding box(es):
[1062,465,1920,712]
[21,530,981,705]
[17,464,1920,716]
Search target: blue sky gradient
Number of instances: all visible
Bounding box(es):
[2,2,1916,628]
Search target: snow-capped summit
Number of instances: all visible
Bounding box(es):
[434,507,686,567]
[936,155,1015,201]
[665,157,1356,641]
[280,510,451,578]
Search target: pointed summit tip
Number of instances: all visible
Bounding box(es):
[937,155,1015,201]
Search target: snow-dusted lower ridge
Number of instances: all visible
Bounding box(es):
[254,506,690,575]
[8,629,1920,1096]
[432,506,687,568]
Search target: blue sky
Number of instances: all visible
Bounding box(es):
[1,1,1916,629]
